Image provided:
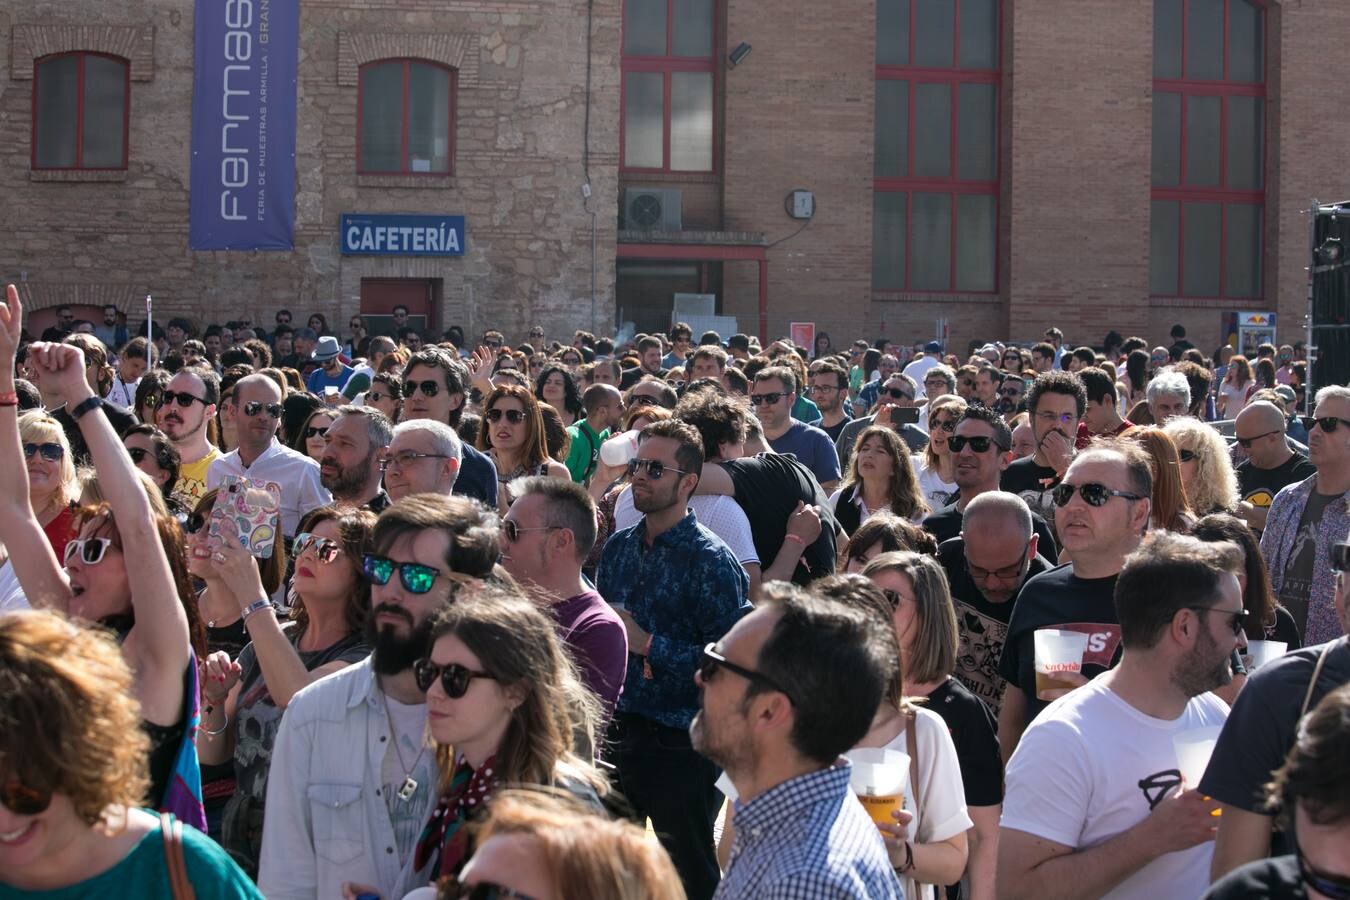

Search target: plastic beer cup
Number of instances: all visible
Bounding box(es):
[846,748,910,826]
[1033,629,1090,700]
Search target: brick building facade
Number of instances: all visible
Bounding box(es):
[2,0,1347,355]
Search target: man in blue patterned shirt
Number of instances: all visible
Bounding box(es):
[693,584,903,899]
[598,418,752,900]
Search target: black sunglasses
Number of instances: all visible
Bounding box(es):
[1177,449,1198,463]
[157,390,206,408]
[626,458,691,480]
[23,442,64,462]
[1234,429,1280,449]
[929,417,957,433]
[244,401,284,419]
[1299,850,1350,900]
[362,554,441,594]
[306,426,330,441]
[1,780,52,816]
[699,644,794,704]
[748,392,784,406]
[1302,415,1346,434]
[629,394,661,407]
[882,387,914,401]
[404,379,441,398]
[1188,605,1249,636]
[1052,481,1144,508]
[486,408,526,424]
[413,659,496,698]
[185,512,208,535]
[443,877,538,900]
[949,435,1003,453]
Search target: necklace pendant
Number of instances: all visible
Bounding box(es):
[397,776,418,801]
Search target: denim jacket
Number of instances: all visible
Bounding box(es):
[1261,474,1350,645]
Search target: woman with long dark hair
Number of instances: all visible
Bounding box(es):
[536,364,583,427]
[1218,355,1254,419]
[477,384,570,512]
[832,425,929,535]
[121,424,183,516]
[1118,349,1149,409]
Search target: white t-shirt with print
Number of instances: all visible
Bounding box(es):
[1001,676,1230,900]
[913,456,958,511]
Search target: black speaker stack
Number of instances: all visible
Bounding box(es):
[1311,201,1350,396]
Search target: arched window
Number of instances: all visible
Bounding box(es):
[1150,0,1266,299]
[32,52,130,170]
[358,59,456,174]
[872,0,1001,294]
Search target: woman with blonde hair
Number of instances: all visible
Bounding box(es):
[1163,416,1239,516]
[18,410,79,562]
[0,610,260,896]
[913,395,965,509]
[477,384,570,512]
[832,425,929,534]
[1121,426,1195,532]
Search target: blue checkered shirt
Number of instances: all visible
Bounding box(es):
[715,761,904,900]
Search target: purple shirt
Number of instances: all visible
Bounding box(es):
[548,590,628,718]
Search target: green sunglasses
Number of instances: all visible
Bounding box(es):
[362,554,442,594]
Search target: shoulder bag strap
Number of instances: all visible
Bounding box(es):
[904,709,930,899]
[580,425,601,481]
[160,812,197,900]
[1300,641,1338,719]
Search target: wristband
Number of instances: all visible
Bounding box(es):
[241,598,273,622]
[784,533,807,545]
[0,391,17,407]
[68,396,103,421]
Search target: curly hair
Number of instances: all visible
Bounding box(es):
[1163,416,1239,515]
[840,425,929,521]
[0,611,151,826]
[535,365,583,422]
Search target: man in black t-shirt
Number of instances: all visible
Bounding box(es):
[1234,401,1316,535]
[997,440,1152,763]
[939,491,1053,716]
[1001,371,1086,540]
[806,361,851,444]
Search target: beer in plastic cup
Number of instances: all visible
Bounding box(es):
[1033,629,1090,700]
[1173,725,1224,788]
[1243,639,1287,671]
[846,748,909,826]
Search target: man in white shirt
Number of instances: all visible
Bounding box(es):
[158,366,220,509]
[902,340,945,383]
[207,374,330,539]
[998,531,1244,900]
[259,494,503,900]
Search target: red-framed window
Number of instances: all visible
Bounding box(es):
[872,0,1000,294]
[1150,0,1265,299]
[357,59,456,175]
[620,0,717,173]
[32,52,130,170]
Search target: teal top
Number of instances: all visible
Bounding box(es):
[0,814,261,899]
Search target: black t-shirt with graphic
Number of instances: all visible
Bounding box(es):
[925,677,1003,808]
[1278,489,1339,636]
[999,563,1124,724]
[1236,454,1315,517]
[1000,457,1063,537]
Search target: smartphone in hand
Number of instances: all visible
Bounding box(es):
[209,475,282,559]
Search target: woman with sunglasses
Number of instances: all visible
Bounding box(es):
[0,298,206,829]
[0,611,261,897]
[832,425,929,536]
[19,410,79,563]
[477,385,569,512]
[295,408,335,462]
[365,372,404,422]
[912,395,966,510]
[1164,416,1239,517]
[198,505,374,876]
[1121,426,1195,533]
[121,424,183,516]
[536,365,583,428]
[133,369,170,428]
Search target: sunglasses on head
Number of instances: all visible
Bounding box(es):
[23,442,64,462]
[293,531,342,564]
[1235,429,1280,449]
[404,379,441,398]
[1188,605,1249,636]
[1052,481,1144,507]
[413,658,496,698]
[1302,415,1346,433]
[362,554,441,594]
[244,401,284,419]
[157,390,205,409]
[1,780,52,816]
[63,537,114,567]
[949,435,1003,453]
[626,457,690,480]
[486,407,526,424]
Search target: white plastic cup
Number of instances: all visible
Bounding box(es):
[1033,629,1090,700]
[1173,726,1224,788]
[599,429,641,467]
[1244,640,1288,671]
[846,748,910,826]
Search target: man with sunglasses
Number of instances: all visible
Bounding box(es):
[1261,386,1350,645]
[156,365,220,508]
[400,348,497,507]
[208,374,330,541]
[260,494,501,900]
[1234,401,1315,536]
[752,366,841,492]
[1000,532,1240,900]
[997,441,1153,762]
[1002,370,1088,539]
[597,419,751,900]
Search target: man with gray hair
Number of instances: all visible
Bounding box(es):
[1147,369,1191,425]
[382,419,462,502]
[938,491,1054,716]
[319,405,393,512]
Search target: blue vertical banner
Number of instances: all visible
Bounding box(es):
[189,0,298,250]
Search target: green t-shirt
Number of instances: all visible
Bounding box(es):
[0,814,262,899]
[565,420,609,483]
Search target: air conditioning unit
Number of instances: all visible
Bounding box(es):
[622,188,683,231]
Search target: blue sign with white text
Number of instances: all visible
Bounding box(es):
[188,0,298,250]
[340,214,467,257]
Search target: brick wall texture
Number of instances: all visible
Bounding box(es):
[1,0,1348,353]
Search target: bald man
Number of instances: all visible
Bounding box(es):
[1235,401,1314,534]
[566,382,624,483]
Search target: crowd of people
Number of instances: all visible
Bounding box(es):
[2,293,1348,899]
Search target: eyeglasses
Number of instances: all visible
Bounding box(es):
[63,537,114,567]
[362,554,442,594]
[305,426,329,440]
[998,386,1023,398]
[486,408,526,424]
[626,458,691,480]
[413,658,496,698]
[1299,850,1350,900]
[502,520,557,543]
[949,435,1003,454]
[244,401,284,419]
[1302,415,1346,433]
[126,446,152,464]
[157,390,206,409]
[1187,605,1249,636]
[930,417,957,433]
[1,780,52,816]
[443,878,538,900]
[967,543,1031,580]
[1235,429,1280,449]
[1177,449,1199,463]
[403,379,441,398]
[23,442,64,462]
[293,531,342,564]
[699,644,794,704]
[1331,542,1350,574]
[882,388,914,401]
[1034,411,1077,426]
[380,451,451,472]
[807,384,840,395]
[748,392,785,406]
[1052,481,1144,507]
